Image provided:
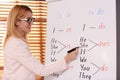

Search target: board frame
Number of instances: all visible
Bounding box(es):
[117,0,120,79]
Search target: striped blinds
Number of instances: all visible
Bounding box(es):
[0,0,47,80]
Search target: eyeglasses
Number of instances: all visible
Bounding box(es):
[18,17,35,24]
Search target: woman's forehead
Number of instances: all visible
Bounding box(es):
[23,11,32,18]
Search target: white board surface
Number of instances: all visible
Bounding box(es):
[45,0,116,80]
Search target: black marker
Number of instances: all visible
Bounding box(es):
[67,47,79,53]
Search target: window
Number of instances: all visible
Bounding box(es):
[0,0,47,80]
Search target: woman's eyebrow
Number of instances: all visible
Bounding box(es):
[28,16,33,18]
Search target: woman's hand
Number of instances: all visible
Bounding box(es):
[64,48,79,64]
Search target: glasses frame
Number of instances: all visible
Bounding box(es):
[18,17,35,24]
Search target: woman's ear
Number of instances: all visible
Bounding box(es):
[15,20,20,27]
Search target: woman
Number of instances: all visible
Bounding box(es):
[2,5,78,80]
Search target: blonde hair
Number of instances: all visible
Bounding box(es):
[3,5,32,47]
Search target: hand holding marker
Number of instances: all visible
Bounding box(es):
[65,46,79,64]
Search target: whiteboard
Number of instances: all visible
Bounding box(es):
[45,0,116,80]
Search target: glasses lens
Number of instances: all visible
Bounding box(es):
[27,18,34,24]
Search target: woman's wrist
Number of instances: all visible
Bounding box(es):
[64,54,71,64]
